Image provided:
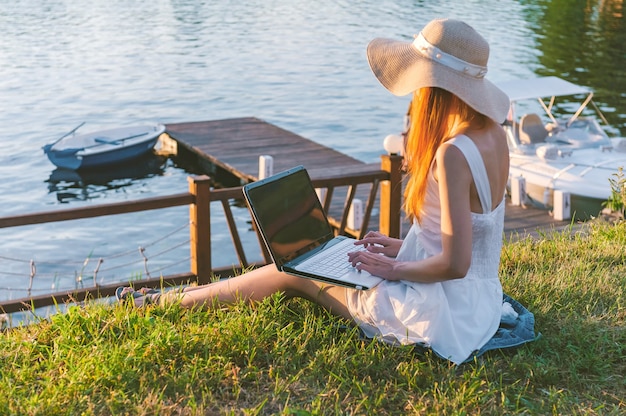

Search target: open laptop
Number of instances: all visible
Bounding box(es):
[243,165,383,290]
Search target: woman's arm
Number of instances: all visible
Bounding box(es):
[348,143,473,282]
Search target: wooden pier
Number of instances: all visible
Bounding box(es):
[164,117,572,237]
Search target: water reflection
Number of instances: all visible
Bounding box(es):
[524,0,625,133]
[46,153,167,203]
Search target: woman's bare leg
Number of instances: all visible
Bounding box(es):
[160,264,355,320]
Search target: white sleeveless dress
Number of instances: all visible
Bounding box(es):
[346,135,504,365]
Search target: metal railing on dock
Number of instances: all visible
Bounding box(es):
[0,155,403,314]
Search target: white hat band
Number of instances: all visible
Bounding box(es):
[412,33,488,79]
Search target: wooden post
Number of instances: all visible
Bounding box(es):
[189,175,213,285]
[380,154,403,238]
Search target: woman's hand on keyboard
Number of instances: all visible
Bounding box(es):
[354,231,402,258]
[347,249,396,280]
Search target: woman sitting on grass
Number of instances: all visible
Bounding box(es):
[117,18,511,365]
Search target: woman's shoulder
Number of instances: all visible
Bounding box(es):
[437,138,471,164]
[434,141,473,181]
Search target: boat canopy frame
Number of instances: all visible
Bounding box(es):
[496,76,609,129]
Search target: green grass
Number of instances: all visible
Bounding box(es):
[1,221,625,415]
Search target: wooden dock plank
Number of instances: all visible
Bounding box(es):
[165,117,571,237]
[504,201,576,238]
[166,117,364,182]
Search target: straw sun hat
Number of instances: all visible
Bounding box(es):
[367,18,510,123]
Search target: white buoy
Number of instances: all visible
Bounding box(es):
[510,176,526,206]
[553,190,571,221]
[347,198,364,230]
[258,155,274,179]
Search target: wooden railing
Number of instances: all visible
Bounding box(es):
[0,155,403,314]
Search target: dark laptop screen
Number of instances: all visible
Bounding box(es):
[245,167,333,265]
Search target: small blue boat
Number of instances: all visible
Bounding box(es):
[43,123,166,170]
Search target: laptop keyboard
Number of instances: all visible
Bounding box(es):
[300,241,366,278]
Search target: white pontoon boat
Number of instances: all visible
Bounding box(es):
[496,76,626,220]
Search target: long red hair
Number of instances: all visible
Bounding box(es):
[403,87,487,223]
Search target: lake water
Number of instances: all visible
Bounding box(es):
[1,0,624,304]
